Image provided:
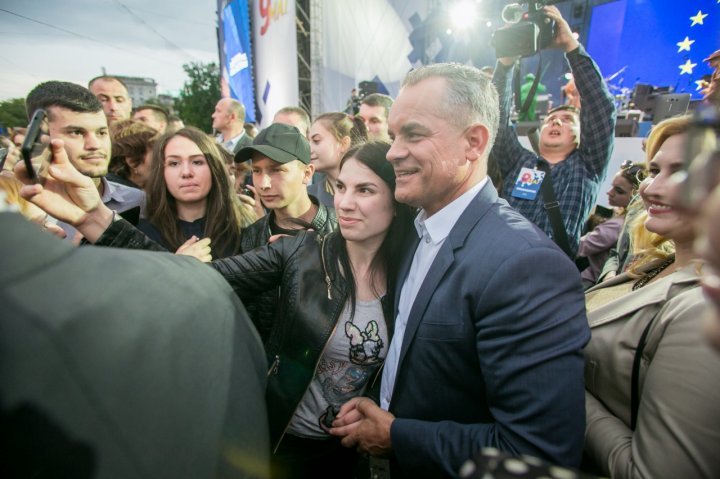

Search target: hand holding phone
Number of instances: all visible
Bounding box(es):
[21,109,47,183]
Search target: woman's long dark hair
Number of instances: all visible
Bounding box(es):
[145,127,255,257]
[329,141,414,318]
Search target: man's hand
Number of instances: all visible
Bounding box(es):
[176,236,212,262]
[16,139,102,226]
[329,397,394,458]
[545,5,579,53]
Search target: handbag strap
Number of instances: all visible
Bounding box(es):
[630,315,656,430]
[535,161,572,257]
[630,277,698,430]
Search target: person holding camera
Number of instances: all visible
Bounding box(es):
[491,5,615,258]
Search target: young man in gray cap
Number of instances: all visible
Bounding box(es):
[235,123,337,343]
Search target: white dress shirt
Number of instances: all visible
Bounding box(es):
[380,178,487,410]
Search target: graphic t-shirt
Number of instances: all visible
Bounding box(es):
[287,297,388,438]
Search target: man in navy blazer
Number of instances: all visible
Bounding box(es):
[330,62,590,477]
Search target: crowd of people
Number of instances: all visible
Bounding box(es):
[2,5,720,479]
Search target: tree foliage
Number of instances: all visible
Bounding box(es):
[0,98,29,130]
[174,62,221,133]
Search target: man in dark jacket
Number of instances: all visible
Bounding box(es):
[236,123,338,342]
[0,210,269,478]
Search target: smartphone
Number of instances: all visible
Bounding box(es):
[240,187,255,199]
[21,109,47,182]
[0,147,8,170]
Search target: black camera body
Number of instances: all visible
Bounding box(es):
[492,1,558,58]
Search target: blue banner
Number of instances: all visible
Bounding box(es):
[222,0,256,122]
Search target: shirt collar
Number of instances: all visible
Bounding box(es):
[413,178,487,243]
[100,177,134,203]
[221,132,245,148]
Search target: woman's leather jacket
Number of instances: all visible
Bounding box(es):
[95,220,392,449]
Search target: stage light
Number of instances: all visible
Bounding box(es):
[486,20,493,28]
[450,1,478,30]
[446,28,453,35]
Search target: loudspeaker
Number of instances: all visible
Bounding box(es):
[615,118,638,137]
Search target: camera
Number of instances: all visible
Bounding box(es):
[491,1,562,58]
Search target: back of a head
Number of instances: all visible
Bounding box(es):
[225,98,246,123]
[26,81,102,120]
[401,63,499,149]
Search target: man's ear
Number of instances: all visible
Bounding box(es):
[303,162,315,184]
[465,123,490,162]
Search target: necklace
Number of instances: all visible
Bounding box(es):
[632,257,675,290]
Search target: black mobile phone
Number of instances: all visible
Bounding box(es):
[21,109,47,182]
[0,147,8,170]
[240,187,255,199]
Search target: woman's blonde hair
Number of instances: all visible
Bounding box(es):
[627,115,694,273]
[0,172,41,220]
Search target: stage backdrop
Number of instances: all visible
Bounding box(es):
[313,0,419,116]
[252,0,299,127]
[587,0,719,99]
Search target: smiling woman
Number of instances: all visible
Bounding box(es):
[137,127,255,258]
[582,115,720,478]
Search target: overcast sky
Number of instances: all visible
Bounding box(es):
[0,0,220,101]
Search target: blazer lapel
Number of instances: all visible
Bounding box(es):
[395,244,455,372]
[394,234,420,314]
[392,182,498,378]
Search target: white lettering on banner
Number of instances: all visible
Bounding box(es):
[229,52,249,76]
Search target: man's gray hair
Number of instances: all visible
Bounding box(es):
[225,98,246,123]
[402,63,499,150]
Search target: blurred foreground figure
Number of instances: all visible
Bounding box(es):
[0,211,270,479]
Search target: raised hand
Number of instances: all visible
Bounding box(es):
[16,139,103,225]
[544,5,579,53]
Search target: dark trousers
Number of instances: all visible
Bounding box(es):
[271,434,360,479]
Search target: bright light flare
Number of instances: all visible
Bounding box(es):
[450,1,478,30]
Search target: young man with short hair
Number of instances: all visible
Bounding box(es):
[235,123,337,342]
[26,81,144,240]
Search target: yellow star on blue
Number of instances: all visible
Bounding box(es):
[695,79,708,91]
[679,59,697,75]
[676,36,695,52]
[690,10,708,26]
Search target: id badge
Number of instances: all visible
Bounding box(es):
[510,167,545,200]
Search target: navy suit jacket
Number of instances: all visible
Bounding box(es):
[387,181,590,477]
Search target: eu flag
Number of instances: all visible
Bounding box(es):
[587,0,720,99]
